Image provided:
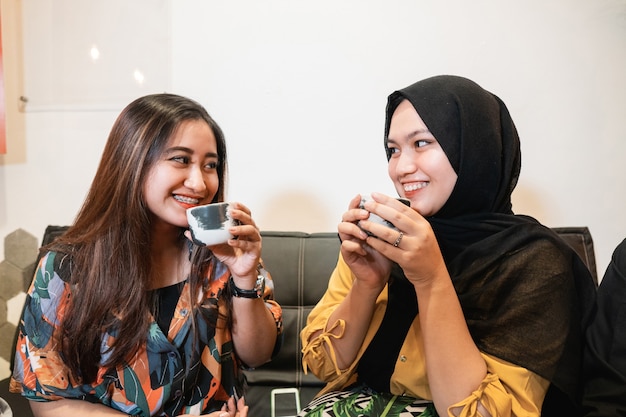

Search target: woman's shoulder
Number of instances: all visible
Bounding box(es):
[597,238,626,292]
[509,216,581,255]
[611,238,626,272]
[35,250,74,284]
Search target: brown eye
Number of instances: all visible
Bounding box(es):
[170,156,189,164]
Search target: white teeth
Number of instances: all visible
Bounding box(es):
[404,182,428,192]
[174,195,200,204]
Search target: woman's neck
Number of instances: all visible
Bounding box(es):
[149,227,191,289]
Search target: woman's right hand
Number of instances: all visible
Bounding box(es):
[338,194,393,291]
[202,396,248,417]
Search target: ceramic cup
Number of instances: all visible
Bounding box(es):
[0,397,12,417]
[359,194,410,236]
[187,202,237,246]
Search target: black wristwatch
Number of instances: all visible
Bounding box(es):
[229,267,266,299]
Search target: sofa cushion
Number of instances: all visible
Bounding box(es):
[243,232,341,416]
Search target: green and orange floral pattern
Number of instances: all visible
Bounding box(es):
[10,251,282,416]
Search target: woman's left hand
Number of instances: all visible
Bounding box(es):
[199,202,262,282]
[361,192,447,287]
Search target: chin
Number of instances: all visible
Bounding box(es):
[168,215,190,230]
[413,204,434,217]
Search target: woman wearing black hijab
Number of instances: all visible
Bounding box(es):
[300,75,596,416]
[583,238,626,416]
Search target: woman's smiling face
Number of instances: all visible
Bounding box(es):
[386,99,457,217]
[143,119,220,230]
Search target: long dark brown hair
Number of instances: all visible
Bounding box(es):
[48,93,228,383]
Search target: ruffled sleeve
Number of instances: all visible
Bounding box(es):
[300,254,358,381]
[301,319,346,376]
[300,254,387,389]
[260,262,283,337]
[450,354,550,417]
[10,251,81,401]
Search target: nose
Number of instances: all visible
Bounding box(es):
[395,150,418,176]
[184,166,207,193]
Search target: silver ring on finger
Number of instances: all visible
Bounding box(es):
[393,231,404,247]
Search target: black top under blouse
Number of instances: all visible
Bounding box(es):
[152,281,185,334]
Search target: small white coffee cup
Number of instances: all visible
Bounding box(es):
[359,194,410,236]
[0,397,13,417]
[187,202,237,246]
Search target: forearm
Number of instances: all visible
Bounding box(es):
[311,279,382,370]
[415,276,488,416]
[30,399,128,416]
[231,297,279,367]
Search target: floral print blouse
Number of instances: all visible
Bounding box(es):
[10,251,283,416]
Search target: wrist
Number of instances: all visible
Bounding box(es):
[410,270,453,294]
[230,274,257,290]
[351,278,385,301]
[229,266,267,299]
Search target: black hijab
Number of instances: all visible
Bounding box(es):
[385,75,520,220]
[363,75,595,414]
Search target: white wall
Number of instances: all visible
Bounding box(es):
[2,0,626,279]
[177,0,626,278]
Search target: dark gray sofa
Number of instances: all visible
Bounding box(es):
[0,226,597,417]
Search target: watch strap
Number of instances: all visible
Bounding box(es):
[229,274,264,298]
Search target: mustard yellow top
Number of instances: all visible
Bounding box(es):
[301,254,550,417]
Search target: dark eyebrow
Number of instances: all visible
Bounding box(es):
[386,128,431,145]
[164,146,218,158]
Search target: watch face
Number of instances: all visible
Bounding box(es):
[255,274,266,297]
